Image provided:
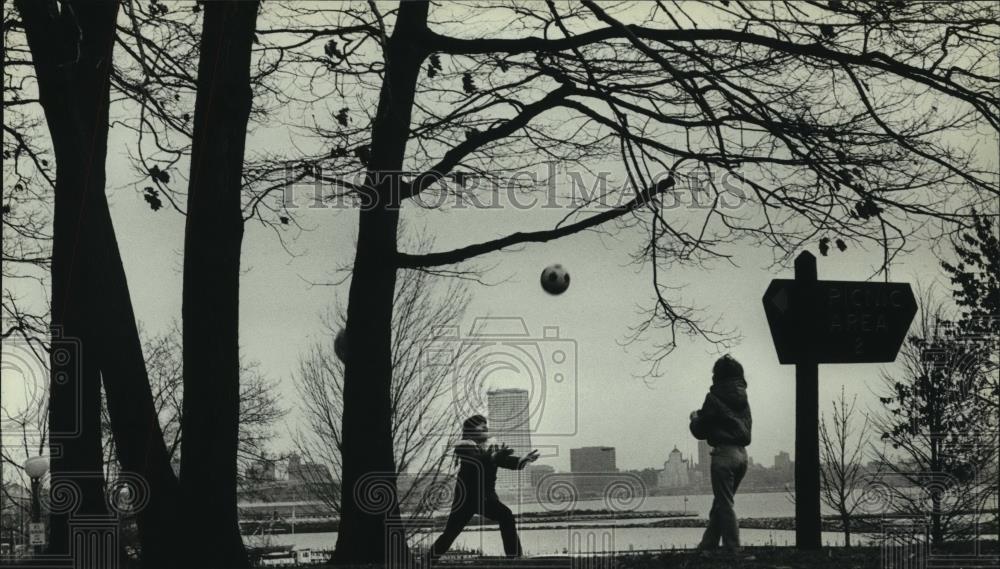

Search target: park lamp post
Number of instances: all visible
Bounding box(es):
[23,456,48,557]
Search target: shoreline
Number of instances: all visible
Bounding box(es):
[244,512,1000,536]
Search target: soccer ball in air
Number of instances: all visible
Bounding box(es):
[335,328,348,362]
[540,264,570,295]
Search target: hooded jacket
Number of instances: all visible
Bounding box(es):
[689,378,752,447]
[451,439,528,507]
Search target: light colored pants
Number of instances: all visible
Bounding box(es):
[698,444,748,550]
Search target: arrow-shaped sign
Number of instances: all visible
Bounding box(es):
[763,279,918,364]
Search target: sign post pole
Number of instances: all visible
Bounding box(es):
[793,251,821,550]
[763,251,917,551]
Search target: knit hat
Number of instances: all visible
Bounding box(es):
[712,354,744,384]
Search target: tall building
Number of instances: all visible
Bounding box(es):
[570,446,617,473]
[487,388,532,494]
[697,440,711,475]
[658,446,690,489]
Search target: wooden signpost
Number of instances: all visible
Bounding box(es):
[762,251,917,549]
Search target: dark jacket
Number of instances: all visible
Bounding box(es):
[452,440,527,508]
[689,378,752,447]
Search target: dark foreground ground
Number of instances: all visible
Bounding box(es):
[612,542,998,569]
[3,542,997,568]
[423,542,999,569]
[257,542,998,569]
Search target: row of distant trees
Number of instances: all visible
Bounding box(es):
[3,1,998,566]
[819,214,998,547]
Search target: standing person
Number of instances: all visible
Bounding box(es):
[430,415,540,559]
[689,355,752,554]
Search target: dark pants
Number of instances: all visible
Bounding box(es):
[432,497,522,558]
[699,445,748,550]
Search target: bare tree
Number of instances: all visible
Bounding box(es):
[99,326,284,559]
[293,263,470,523]
[0,344,48,547]
[173,3,260,567]
[7,2,295,564]
[2,0,53,353]
[7,1,279,565]
[872,292,997,546]
[819,386,878,547]
[100,326,285,479]
[14,0,121,555]
[10,1,191,563]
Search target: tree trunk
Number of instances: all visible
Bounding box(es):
[178,2,259,568]
[333,2,429,564]
[15,0,120,556]
[19,1,186,564]
[91,187,182,566]
[841,513,851,548]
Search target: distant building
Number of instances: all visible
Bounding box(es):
[774,451,793,474]
[688,467,705,487]
[570,447,617,473]
[488,388,532,494]
[247,457,277,482]
[658,447,690,489]
[237,455,339,533]
[697,440,711,476]
[570,446,617,497]
[287,454,332,484]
